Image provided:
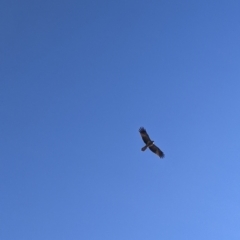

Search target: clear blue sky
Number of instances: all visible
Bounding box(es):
[1,1,240,239]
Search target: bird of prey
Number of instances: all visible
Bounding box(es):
[139,127,165,158]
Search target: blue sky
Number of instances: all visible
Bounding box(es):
[1,0,240,239]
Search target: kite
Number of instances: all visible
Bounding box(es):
[139,127,165,158]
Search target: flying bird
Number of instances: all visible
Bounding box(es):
[139,127,165,158]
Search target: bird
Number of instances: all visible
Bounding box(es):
[139,127,165,158]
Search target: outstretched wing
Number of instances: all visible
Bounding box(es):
[139,127,151,144]
[149,144,165,158]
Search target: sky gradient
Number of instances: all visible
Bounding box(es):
[1,0,240,239]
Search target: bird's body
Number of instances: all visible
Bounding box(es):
[139,127,165,158]
[141,140,154,151]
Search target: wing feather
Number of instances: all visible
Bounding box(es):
[139,127,151,144]
[149,144,165,158]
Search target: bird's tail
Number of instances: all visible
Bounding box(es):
[141,145,148,151]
